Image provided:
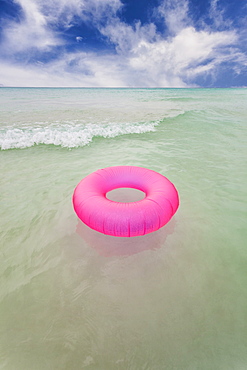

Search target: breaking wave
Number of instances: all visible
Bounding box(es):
[0,120,160,150]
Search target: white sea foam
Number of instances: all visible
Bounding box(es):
[0,120,160,150]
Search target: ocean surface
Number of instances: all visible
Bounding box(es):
[0,88,247,369]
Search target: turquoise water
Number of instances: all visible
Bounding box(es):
[0,88,247,369]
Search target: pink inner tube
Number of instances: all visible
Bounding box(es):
[73,166,179,237]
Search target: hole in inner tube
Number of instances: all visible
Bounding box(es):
[106,188,146,203]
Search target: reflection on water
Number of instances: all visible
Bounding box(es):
[76,218,175,257]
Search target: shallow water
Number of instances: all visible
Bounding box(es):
[0,88,247,369]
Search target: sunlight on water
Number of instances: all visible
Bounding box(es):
[0,88,247,369]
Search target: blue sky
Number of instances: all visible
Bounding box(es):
[0,0,246,87]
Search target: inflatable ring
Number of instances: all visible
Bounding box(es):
[73,166,179,237]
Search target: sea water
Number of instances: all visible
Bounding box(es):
[0,88,247,369]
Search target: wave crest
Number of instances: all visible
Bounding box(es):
[0,121,159,150]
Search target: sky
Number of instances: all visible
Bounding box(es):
[0,0,246,87]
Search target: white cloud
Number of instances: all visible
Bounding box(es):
[127,27,238,86]
[0,25,239,88]
[157,0,191,34]
[25,0,122,28]
[1,0,122,55]
[0,0,245,87]
[2,0,60,54]
[0,53,128,87]
[1,1,62,58]
[209,0,229,29]
[101,20,157,54]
